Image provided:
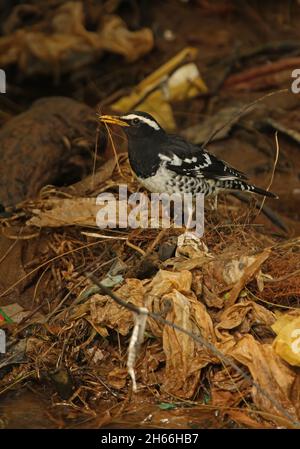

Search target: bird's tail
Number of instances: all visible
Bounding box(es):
[218,179,278,198]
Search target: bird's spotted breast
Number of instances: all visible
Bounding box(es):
[137,165,215,196]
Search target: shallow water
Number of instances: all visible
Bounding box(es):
[0,389,223,429]
[0,390,55,429]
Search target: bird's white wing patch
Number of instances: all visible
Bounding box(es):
[158,153,171,162]
[159,153,182,166]
[183,156,197,163]
[121,113,160,130]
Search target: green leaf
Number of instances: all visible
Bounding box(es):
[158,402,177,410]
[203,392,211,404]
[0,308,13,323]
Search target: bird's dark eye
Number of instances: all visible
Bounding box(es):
[132,118,140,125]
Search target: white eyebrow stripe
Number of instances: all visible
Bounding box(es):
[120,114,160,130]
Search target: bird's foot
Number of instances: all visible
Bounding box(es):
[210,194,218,211]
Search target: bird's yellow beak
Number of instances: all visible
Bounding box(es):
[98,114,129,127]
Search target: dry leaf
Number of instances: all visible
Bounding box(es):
[225,249,271,307]
[202,285,224,309]
[89,279,145,336]
[228,334,298,421]
[145,269,193,337]
[0,2,153,76]
[144,269,216,398]
[182,104,246,145]
[170,255,210,271]
[216,300,275,339]
[27,198,129,228]
[162,291,216,398]
[66,158,116,196]
[226,409,272,429]
[223,255,257,285]
[107,367,128,389]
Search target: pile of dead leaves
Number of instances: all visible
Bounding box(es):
[1,155,300,429]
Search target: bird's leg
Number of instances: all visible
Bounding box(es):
[186,202,194,230]
[208,193,218,211]
[212,193,218,211]
[178,203,200,245]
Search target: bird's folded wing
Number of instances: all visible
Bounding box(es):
[158,136,248,181]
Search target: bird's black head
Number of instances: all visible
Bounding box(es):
[99,111,166,178]
[99,111,166,140]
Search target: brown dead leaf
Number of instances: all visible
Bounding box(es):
[162,291,216,398]
[202,285,224,309]
[146,269,193,300]
[176,235,210,259]
[26,198,129,228]
[211,367,250,392]
[216,300,275,339]
[89,279,145,336]
[139,343,166,386]
[0,2,153,76]
[99,14,153,62]
[223,255,257,285]
[228,334,298,421]
[225,249,271,307]
[170,255,210,271]
[210,388,246,409]
[107,367,128,390]
[145,269,193,338]
[144,269,216,398]
[290,372,300,419]
[226,409,272,429]
[65,158,117,196]
[267,113,300,145]
[182,104,246,145]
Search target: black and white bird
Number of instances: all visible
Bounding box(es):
[99,111,277,200]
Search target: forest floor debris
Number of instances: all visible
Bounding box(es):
[1,154,300,429]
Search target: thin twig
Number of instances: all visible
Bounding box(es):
[231,191,287,233]
[91,123,100,190]
[0,240,105,299]
[103,121,125,178]
[257,131,280,216]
